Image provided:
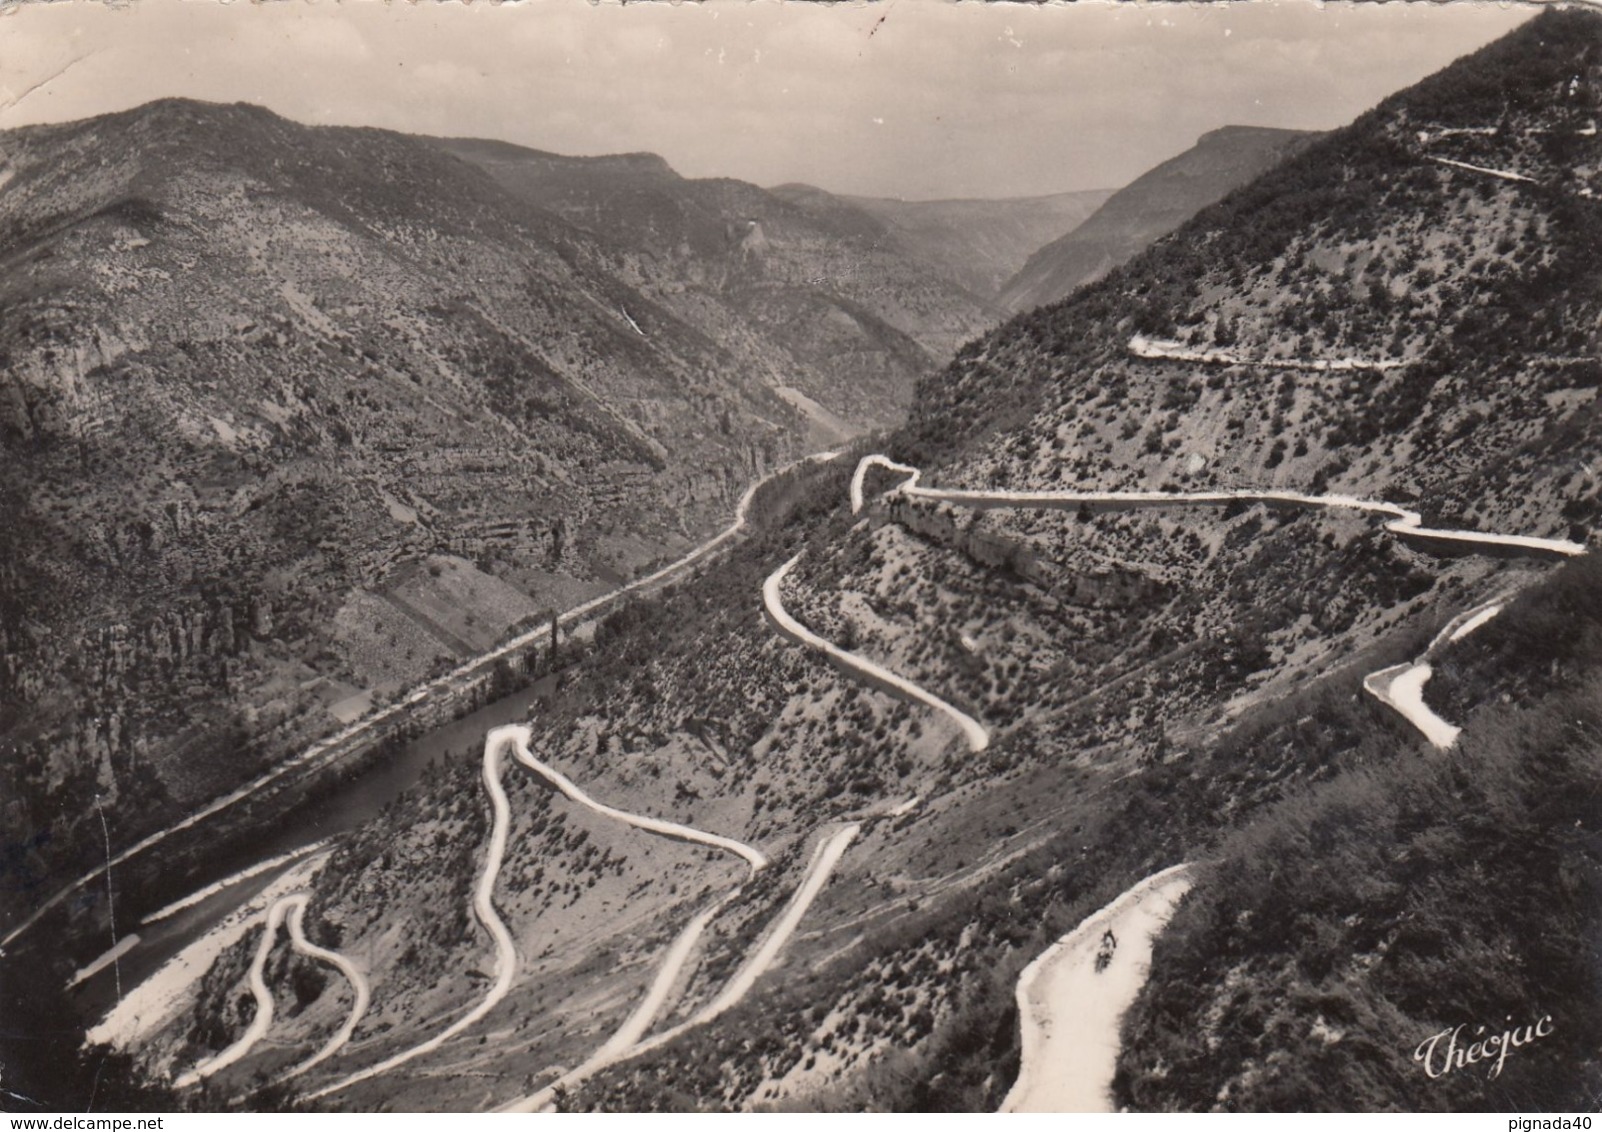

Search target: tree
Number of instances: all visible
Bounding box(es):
[490,657,521,700]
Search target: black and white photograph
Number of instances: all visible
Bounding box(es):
[0,0,1599,1116]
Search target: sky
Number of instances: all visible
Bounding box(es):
[0,0,1536,201]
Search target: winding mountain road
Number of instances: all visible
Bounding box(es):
[850,454,1583,744]
[763,554,990,753]
[68,450,849,1104]
[173,892,368,1090]
[172,901,286,1090]
[308,722,769,1101]
[1428,156,1539,184]
[113,443,1593,1105]
[505,728,767,873]
[1362,597,1506,749]
[848,452,1580,757]
[680,824,859,1031]
[276,898,372,1081]
[303,727,523,1101]
[850,454,1586,560]
[581,892,742,1065]
[500,823,860,1113]
[847,454,1586,1107]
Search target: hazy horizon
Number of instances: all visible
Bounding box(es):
[0,0,1535,201]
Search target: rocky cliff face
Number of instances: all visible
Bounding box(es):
[0,100,983,908]
[435,138,996,428]
[26,13,1602,1115]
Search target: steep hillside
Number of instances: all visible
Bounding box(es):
[0,98,965,938]
[922,14,1601,536]
[1118,554,1602,1111]
[434,138,994,432]
[27,11,1602,1115]
[560,11,1602,1107]
[998,127,1319,313]
[775,184,1114,302]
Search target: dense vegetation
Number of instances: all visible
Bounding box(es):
[1118,553,1602,1110]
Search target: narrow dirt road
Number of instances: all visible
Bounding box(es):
[309,721,768,1102]
[1363,598,1506,749]
[688,824,859,1026]
[173,891,368,1090]
[4,452,841,957]
[500,824,860,1113]
[1000,865,1194,1113]
[848,455,1586,559]
[1365,662,1461,748]
[303,727,523,1101]
[849,455,1581,1107]
[172,899,289,1090]
[505,729,767,872]
[763,554,990,753]
[850,455,1579,746]
[277,897,372,1081]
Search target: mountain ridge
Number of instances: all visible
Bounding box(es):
[432,132,995,429]
[770,182,1115,302]
[998,124,1321,314]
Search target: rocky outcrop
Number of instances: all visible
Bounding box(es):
[872,494,1164,609]
[434,135,994,429]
